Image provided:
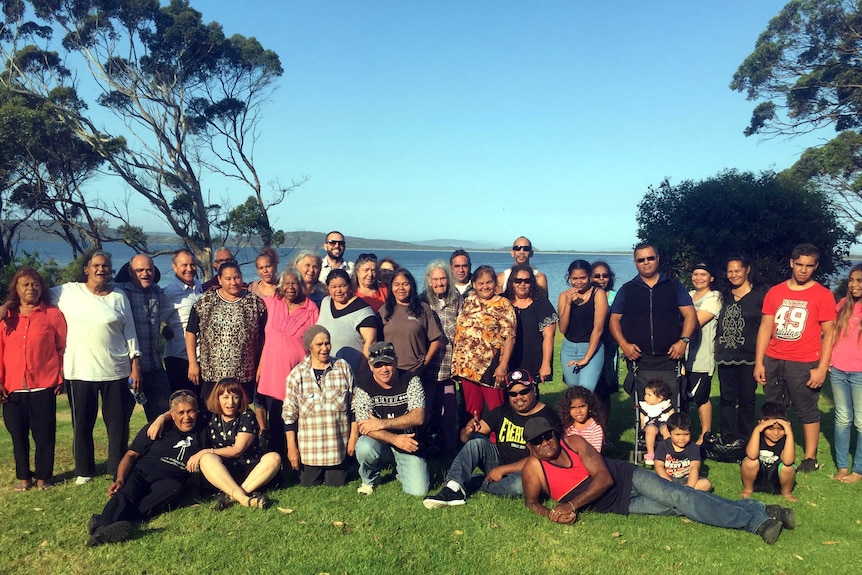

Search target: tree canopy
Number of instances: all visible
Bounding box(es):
[636,170,853,286]
[731,0,862,237]
[0,0,301,276]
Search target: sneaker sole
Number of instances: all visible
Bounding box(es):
[423,498,466,510]
[86,521,133,546]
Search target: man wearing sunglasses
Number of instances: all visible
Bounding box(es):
[521,417,793,544]
[609,242,696,406]
[201,247,238,292]
[496,237,548,294]
[321,231,354,281]
[423,370,559,508]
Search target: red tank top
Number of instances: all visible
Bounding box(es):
[540,439,591,502]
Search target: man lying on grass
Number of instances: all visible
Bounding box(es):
[521,417,795,545]
[86,390,208,546]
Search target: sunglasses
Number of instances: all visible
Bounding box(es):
[635,256,657,264]
[214,258,236,265]
[326,240,346,246]
[369,345,395,359]
[592,273,610,279]
[512,245,532,252]
[528,430,556,446]
[507,386,534,397]
[512,278,533,284]
[357,253,378,263]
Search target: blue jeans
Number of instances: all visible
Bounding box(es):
[831,367,862,474]
[355,435,429,496]
[561,339,604,391]
[628,467,768,534]
[446,434,524,497]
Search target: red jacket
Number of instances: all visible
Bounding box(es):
[0,303,67,392]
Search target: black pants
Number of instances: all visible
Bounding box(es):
[299,462,348,487]
[718,363,757,442]
[3,390,56,481]
[164,356,193,394]
[259,393,285,459]
[67,378,135,478]
[91,469,184,532]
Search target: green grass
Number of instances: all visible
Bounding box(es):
[2,338,861,575]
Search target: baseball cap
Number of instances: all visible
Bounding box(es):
[368,341,397,366]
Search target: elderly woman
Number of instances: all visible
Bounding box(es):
[420,261,464,452]
[282,325,357,487]
[185,261,266,406]
[0,268,67,490]
[504,263,558,382]
[192,379,281,509]
[293,250,327,308]
[353,253,388,312]
[317,268,378,373]
[451,265,517,415]
[257,267,319,461]
[50,250,141,485]
[686,262,722,444]
[248,247,279,298]
[557,259,608,391]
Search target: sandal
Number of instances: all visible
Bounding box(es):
[36,480,52,490]
[14,480,32,492]
[213,493,234,511]
[247,491,270,510]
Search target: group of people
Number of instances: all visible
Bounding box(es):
[1,233,859,548]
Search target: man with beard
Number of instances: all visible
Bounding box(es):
[321,231,354,281]
[423,369,559,508]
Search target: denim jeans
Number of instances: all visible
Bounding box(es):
[561,339,604,391]
[355,435,429,496]
[628,467,769,534]
[830,367,862,474]
[446,434,524,497]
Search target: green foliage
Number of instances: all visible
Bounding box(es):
[636,170,853,285]
[0,250,61,296]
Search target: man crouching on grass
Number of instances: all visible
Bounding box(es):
[521,417,796,545]
[86,390,208,546]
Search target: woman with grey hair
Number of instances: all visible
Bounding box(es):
[50,249,141,485]
[293,250,327,307]
[282,325,357,487]
[420,260,464,452]
[257,267,319,462]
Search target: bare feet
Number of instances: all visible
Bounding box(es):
[781,491,799,502]
[840,472,862,484]
[835,468,849,481]
[739,488,753,499]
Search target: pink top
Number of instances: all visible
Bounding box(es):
[831,298,862,372]
[257,296,319,400]
[564,418,604,452]
[0,303,67,392]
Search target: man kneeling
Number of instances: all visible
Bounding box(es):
[86,390,208,546]
[521,417,795,545]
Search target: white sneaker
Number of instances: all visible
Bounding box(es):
[357,483,374,495]
[75,476,93,485]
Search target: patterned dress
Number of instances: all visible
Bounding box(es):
[451,294,517,383]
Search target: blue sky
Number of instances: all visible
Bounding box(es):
[120,1,830,251]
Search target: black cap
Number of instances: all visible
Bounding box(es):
[523,417,557,443]
[368,341,397,366]
[505,369,535,389]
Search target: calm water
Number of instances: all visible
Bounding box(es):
[17,240,637,304]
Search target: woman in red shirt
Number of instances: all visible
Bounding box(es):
[0,268,67,491]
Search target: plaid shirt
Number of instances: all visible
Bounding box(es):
[422,290,463,381]
[282,356,354,467]
[115,282,167,372]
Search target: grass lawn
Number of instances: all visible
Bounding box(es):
[2,337,861,575]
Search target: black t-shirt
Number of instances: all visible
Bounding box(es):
[484,403,560,466]
[354,369,426,451]
[129,419,210,483]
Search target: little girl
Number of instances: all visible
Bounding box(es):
[639,379,675,466]
[558,385,606,452]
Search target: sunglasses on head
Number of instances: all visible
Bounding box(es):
[507,385,534,397]
[369,345,395,359]
[357,253,378,263]
[528,430,556,446]
[512,277,533,284]
[635,256,657,264]
[512,245,532,252]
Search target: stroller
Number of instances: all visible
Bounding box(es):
[624,360,683,465]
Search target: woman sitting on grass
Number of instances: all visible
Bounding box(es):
[150,379,281,509]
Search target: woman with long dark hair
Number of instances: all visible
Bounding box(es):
[503,263,557,382]
[557,259,608,391]
[831,263,862,483]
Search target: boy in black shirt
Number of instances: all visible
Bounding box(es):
[740,401,798,502]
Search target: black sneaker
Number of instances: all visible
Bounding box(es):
[87,514,101,535]
[423,486,466,509]
[765,505,796,530]
[798,458,820,473]
[756,518,783,545]
[86,520,133,547]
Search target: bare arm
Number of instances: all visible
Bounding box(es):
[108,450,141,497]
[753,314,775,384]
[610,312,640,361]
[571,290,607,369]
[539,320,556,382]
[185,331,200,385]
[668,305,696,360]
[807,319,835,389]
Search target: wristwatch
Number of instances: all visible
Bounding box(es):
[680,337,691,344]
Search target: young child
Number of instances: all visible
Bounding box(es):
[639,379,674,466]
[740,401,798,502]
[654,412,712,491]
[558,385,606,452]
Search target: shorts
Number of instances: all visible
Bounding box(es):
[762,357,821,423]
[752,461,792,495]
[686,372,712,406]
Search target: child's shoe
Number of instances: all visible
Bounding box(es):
[644,453,655,467]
